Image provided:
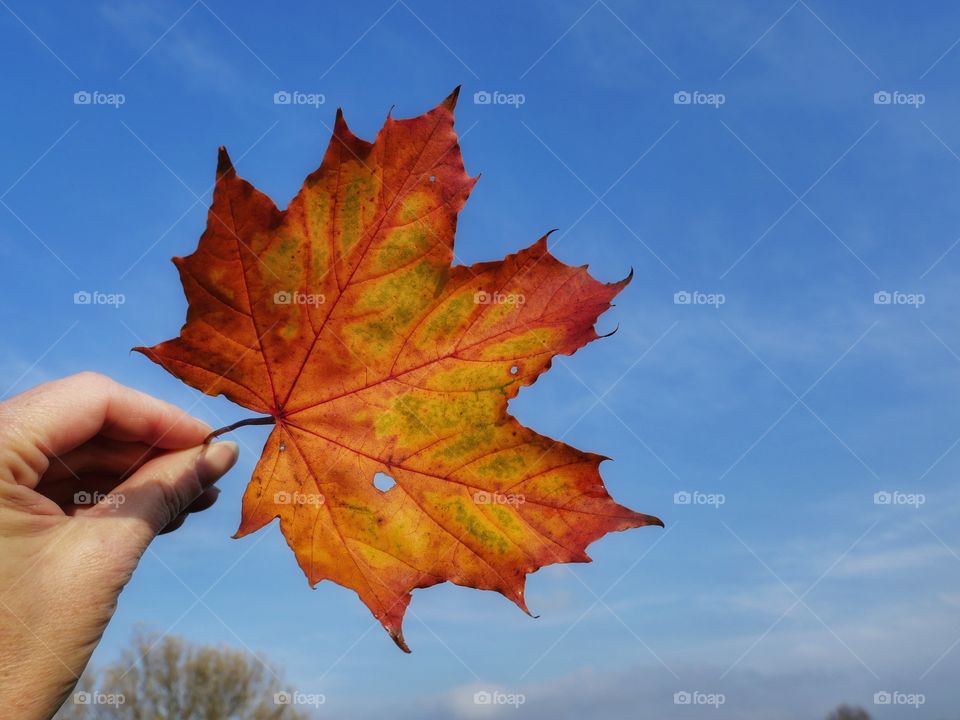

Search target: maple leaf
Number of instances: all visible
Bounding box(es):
[135,88,662,651]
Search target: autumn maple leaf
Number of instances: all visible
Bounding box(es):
[135,88,662,651]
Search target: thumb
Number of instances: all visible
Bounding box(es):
[91,440,239,546]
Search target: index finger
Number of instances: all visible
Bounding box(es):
[0,372,212,458]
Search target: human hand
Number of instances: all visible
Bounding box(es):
[0,372,239,720]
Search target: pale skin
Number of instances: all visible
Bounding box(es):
[0,372,239,720]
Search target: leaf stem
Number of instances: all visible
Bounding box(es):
[204,416,276,444]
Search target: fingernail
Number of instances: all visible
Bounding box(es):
[196,441,239,485]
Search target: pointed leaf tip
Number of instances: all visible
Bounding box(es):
[333,107,351,136]
[443,86,461,110]
[390,628,411,653]
[532,229,559,253]
[216,146,234,177]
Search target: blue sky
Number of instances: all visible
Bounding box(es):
[4,1,960,718]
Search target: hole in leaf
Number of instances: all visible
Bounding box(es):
[510,365,519,375]
[373,471,396,492]
[428,175,436,182]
